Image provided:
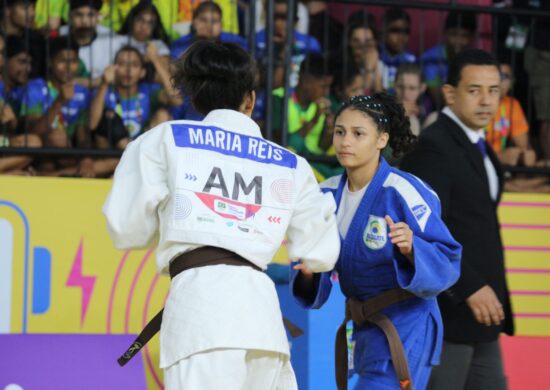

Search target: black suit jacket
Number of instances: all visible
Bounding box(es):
[400,113,514,343]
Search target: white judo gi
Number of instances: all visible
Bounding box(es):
[103,109,340,389]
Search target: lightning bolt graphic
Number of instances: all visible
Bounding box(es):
[66,238,96,327]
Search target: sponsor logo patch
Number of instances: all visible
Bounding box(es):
[363,215,387,250]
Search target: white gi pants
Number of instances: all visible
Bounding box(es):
[164,348,298,390]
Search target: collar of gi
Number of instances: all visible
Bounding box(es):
[203,109,263,139]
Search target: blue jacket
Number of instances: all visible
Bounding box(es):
[292,158,461,375]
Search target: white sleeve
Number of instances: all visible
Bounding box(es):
[286,158,340,273]
[102,131,170,250]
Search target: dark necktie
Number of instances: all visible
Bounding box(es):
[476,139,487,158]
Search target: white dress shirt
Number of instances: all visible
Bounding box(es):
[442,107,499,201]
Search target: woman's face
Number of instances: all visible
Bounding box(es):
[132,10,157,42]
[349,27,376,63]
[333,108,388,171]
[193,9,222,39]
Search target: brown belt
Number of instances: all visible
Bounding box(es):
[335,288,416,390]
[117,246,303,367]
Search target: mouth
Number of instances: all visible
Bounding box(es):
[337,152,354,158]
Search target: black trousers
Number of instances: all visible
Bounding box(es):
[427,339,508,390]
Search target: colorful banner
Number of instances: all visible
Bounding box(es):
[0,176,549,389]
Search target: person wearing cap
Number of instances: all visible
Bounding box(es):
[59,0,126,88]
[1,0,46,79]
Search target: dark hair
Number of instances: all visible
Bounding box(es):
[48,36,79,59]
[444,11,477,33]
[118,1,169,43]
[114,45,145,66]
[332,61,361,94]
[6,0,37,7]
[299,53,330,78]
[383,7,411,26]
[335,93,417,157]
[446,48,499,86]
[193,1,222,20]
[173,40,257,115]
[6,34,27,58]
[69,0,102,12]
[346,10,377,41]
[274,0,298,21]
[395,63,423,83]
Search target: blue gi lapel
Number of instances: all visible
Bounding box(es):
[336,158,391,296]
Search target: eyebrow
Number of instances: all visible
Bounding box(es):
[334,124,367,130]
[466,84,500,88]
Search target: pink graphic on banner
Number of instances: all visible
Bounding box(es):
[66,238,96,327]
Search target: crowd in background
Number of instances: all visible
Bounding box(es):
[0,0,548,191]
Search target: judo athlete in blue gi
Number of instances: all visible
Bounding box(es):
[292,94,462,390]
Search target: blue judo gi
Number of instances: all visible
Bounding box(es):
[292,158,462,390]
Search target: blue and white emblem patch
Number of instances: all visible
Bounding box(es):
[363,215,387,250]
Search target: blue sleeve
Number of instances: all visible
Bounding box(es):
[290,261,334,309]
[20,80,46,116]
[390,180,462,299]
[308,36,321,54]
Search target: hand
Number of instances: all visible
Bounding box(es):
[293,260,314,279]
[316,97,331,115]
[78,158,96,178]
[466,285,505,326]
[402,100,420,117]
[385,215,414,260]
[1,103,16,125]
[145,42,159,62]
[59,82,75,103]
[364,47,379,72]
[102,65,116,85]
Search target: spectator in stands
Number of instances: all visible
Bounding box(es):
[304,0,343,59]
[21,37,90,149]
[329,61,364,112]
[61,0,126,88]
[394,63,428,136]
[1,0,46,79]
[525,2,550,161]
[345,11,384,94]
[421,11,477,109]
[35,0,68,31]
[4,35,33,122]
[255,0,321,88]
[118,1,171,83]
[0,33,41,175]
[379,7,416,91]
[170,2,246,60]
[486,62,535,166]
[19,37,97,177]
[272,53,340,180]
[90,46,181,142]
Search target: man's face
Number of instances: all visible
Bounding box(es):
[273,3,290,44]
[443,64,500,129]
[384,19,410,55]
[445,27,473,56]
[51,49,80,84]
[395,73,424,103]
[70,6,98,37]
[8,3,36,30]
[6,52,32,86]
[302,74,332,103]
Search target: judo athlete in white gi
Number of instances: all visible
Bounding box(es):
[292,94,462,390]
[103,40,340,389]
